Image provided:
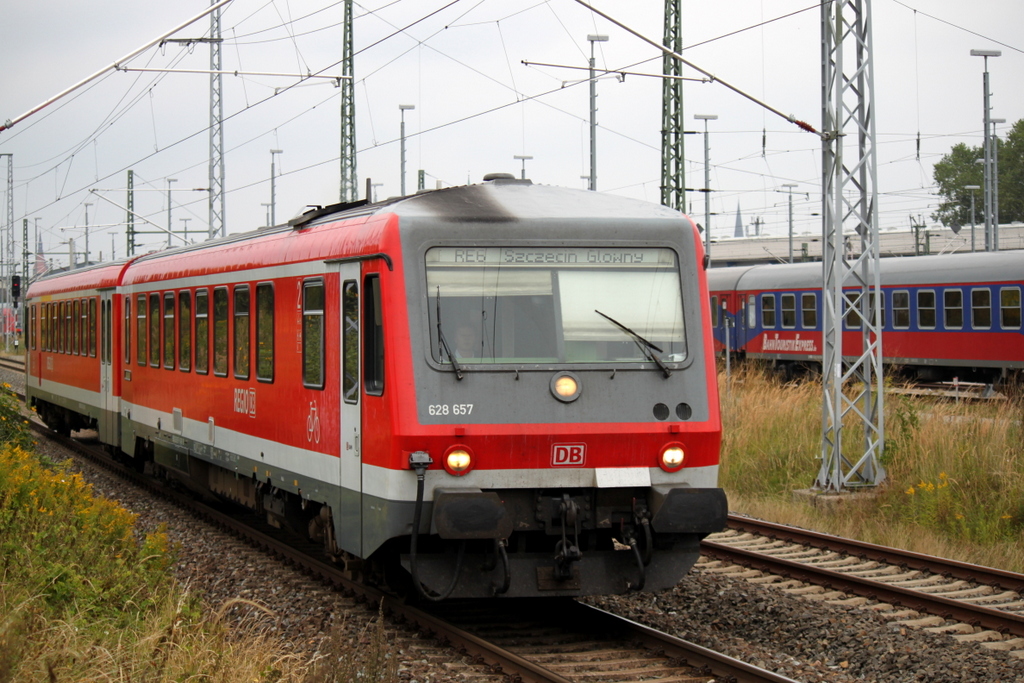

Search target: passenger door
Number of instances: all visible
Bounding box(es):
[338,266,362,555]
[99,291,118,445]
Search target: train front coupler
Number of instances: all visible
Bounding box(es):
[553,493,583,580]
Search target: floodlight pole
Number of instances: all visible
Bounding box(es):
[587,34,608,191]
[695,114,717,257]
[970,49,999,251]
[780,184,799,263]
[965,185,980,251]
[270,149,283,226]
[399,104,415,196]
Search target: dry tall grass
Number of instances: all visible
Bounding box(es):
[718,364,1024,572]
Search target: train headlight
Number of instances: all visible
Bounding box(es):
[550,372,582,403]
[444,446,474,476]
[659,443,686,472]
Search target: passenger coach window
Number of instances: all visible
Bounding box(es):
[364,274,384,395]
[256,283,274,382]
[1001,288,1022,329]
[892,291,910,329]
[163,293,175,369]
[801,293,817,328]
[944,289,963,329]
[972,289,991,329]
[917,290,936,329]
[781,294,796,328]
[747,295,756,329]
[65,302,72,353]
[89,298,97,357]
[302,279,324,389]
[761,294,776,328]
[73,300,80,355]
[40,304,47,351]
[124,296,131,364]
[149,293,160,367]
[195,290,209,375]
[213,287,228,377]
[179,291,192,371]
[710,296,718,327]
[342,280,359,403]
[136,295,146,365]
[234,286,250,380]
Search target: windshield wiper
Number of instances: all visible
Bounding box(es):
[436,287,463,380]
[595,309,671,378]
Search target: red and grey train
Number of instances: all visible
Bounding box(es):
[708,251,1024,383]
[25,176,727,599]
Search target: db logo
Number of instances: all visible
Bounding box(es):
[552,443,586,467]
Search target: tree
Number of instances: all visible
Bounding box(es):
[932,118,1024,229]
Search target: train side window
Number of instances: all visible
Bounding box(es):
[149,293,160,367]
[917,290,936,329]
[81,298,89,355]
[125,296,132,364]
[195,289,209,375]
[760,294,776,328]
[233,285,250,380]
[256,283,274,383]
[136,295,147,365]
[710,296,719,327]
[746,295,756,329]
[342,280,359,403]
[101,299,109,363]
[869,291,885,328]
[213,287,229,377]
[944,289,963,329]
[1001,287,1022,329]
[40,304,47,351]
[844,291,862,329]
[971,288,991,330]
[363,274,384,396]
[57,303,65,353]
[30,305,36,351]
[892,290,910,329]
[780,294,796,328]
[65,301,73,354]
[179,291,192,372]
[302,279,325,389]
[801,292,817,328]
[89,298,97,357]
[73,300,81,355]
[163,292,176,369]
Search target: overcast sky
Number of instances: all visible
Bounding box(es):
[1,0,1021,268]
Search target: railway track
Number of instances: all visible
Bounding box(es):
[33,422,797,683]
[702,515,1024,651]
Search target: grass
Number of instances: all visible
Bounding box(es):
[0,384,400,683]
[718,364,1024,572]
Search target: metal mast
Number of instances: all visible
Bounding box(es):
[209,1,225,238]
[660,0,685,212]
[2,154,11,306]
[817,0,885,491]
[339,0,357,202]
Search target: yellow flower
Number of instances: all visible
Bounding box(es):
[905,486,915,495]
[956,513,964,520]
[1002,515,1013,520]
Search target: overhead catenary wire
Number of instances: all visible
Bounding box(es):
[570,0,819,136]
[0,0,236,134]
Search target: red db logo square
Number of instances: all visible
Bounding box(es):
[552,443,586,467]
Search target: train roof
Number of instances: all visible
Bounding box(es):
[707,250,1024,292]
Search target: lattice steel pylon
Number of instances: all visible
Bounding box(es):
[660,0,684,213]
[209,1,225,239]
[339,0,357,202]
[816,0,885,491]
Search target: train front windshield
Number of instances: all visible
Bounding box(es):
[426,246,686,365]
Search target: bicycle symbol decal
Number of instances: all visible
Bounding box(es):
[306,400,321,444]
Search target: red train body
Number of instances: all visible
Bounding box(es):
[26,178,726,599]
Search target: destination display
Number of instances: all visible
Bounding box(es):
[426,247,675,267]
